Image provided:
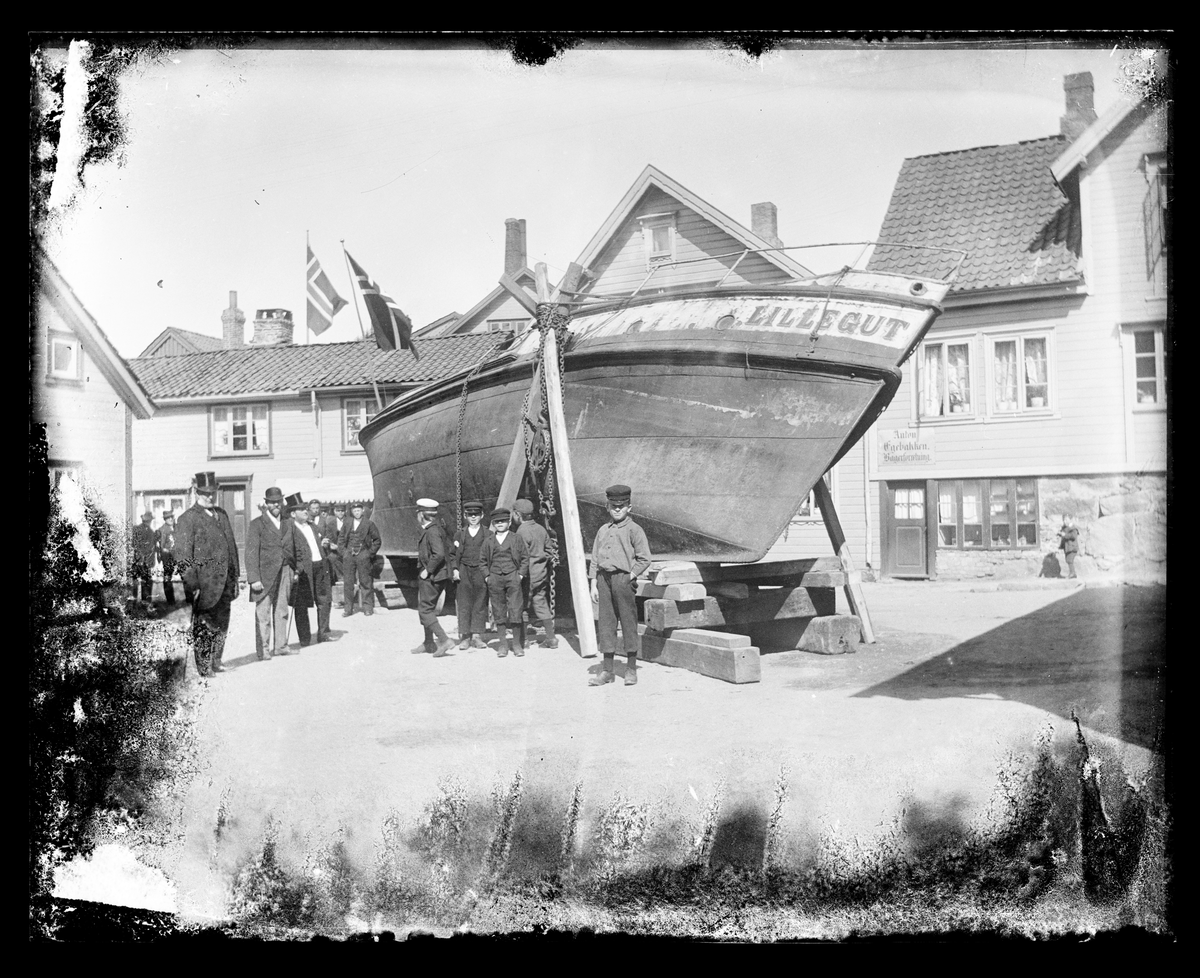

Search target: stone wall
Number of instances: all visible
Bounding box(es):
[933,474,1167,581]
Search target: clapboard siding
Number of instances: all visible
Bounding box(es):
[1132,411,1167,472]
[34,295,133,524]
[588,188,792,296]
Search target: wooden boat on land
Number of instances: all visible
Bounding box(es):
[360,268,951,566]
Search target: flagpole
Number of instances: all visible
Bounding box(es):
[305,231,310,346]
[342,240,385,413]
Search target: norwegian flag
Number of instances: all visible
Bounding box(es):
[306,245,348,335]
[346,251,415,354]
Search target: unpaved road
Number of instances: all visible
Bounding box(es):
[156,580,1166,922]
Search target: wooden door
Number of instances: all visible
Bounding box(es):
[883,481,929,578]
[218,483,248,577]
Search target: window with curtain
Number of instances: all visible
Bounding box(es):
[211,404,269,456]
[990,334,1052,414]
[921,340,973,417]
[937,478,1039,549]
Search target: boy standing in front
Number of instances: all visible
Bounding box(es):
[589,484,652,687]
[480,508,529,658]
[513,498,557,650]
[450,500,489,650]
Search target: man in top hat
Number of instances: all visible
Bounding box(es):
[246,486,296,659]
[175,471,241,675]
[156,512,177,606]
[131,511,158,608]
[450,500,489,650]
[513,498,557,650]
[288,494,336,645]
[338,500,381,616]
[481,507,529,658]
[588,484,652,687]
[412,498,455,657]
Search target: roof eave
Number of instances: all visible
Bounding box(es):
[943,279,1087,308]
[1050,99,1141,184]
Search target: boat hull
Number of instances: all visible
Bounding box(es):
[361,280,945,563]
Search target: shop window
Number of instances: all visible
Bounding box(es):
[938,478,1038,549]
[989,334,1051,414]
[920,339,974,417]
[211,404,269,456]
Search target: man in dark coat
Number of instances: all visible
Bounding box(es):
[246,486,296,659]
[287,495,337,646]
[131,512,157,608]
[450,500,488,650]
[321,503,347,601]
[513,498,557,649]
[412,497,455,657]
[481,507,529,658]
[174,472,240,676]
[339,500,381,616]
[156,512,177,606]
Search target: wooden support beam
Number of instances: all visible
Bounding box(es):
[496,362,542,512]
[813,476,876,643]
[498,273,540,316]
[535,263,598,660]
[648,556,842,586]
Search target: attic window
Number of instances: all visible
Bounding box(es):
[47,332,81,381]
[637,211,677,266]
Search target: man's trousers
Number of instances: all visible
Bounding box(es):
[254,567,293,658]
[596,569,639,657]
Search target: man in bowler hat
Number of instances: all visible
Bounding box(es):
[174,472,241,675]
[246,486,296,658]
[589,484,652,687]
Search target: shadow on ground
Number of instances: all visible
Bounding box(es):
[856,586,1167,750]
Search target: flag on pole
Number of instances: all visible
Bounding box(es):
[307,245,348,335]
[346,251,415,354]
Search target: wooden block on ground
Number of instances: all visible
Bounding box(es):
[668,628,753,648]
[644,586,834,631]
[639,631,760,684]
[644,597,721,631]
[636,581,707,600]
[706,581,752,600]
[375,583,410,609]
[797,571,847,588]
[797,615,862,655]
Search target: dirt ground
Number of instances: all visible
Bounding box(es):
[128,576,1167,932]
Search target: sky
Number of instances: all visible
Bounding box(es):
[35,35,1166,359]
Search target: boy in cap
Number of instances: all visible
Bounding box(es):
[131,512,157,609]
[589,484,652,687]
[513,498,556,649]
[339,501,381,616]
[480,508,529,657]
[156,512,177,605]
[450,500,489,650]
[414,498,456,657]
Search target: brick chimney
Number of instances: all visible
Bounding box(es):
[751,202,784,250]
[1060,72,1098,141]
[221,291,245,349]
[504,218,527,276]
[249,308,294,346]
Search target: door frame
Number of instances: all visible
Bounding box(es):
[217,475,252,580]
[879,479,939,580]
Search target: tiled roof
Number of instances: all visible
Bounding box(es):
[868,136,1083,294]
[129,333,510,399]
[171,328,225,352]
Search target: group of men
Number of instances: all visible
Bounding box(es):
[413,483,652,687]
[165,471,381,677]
[163,472,653,687]
[129,510,182,609]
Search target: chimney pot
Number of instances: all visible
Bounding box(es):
[221,291,246,349]
[1060,71,1098,141]
[751,202,784,250]
[504,218,528,276]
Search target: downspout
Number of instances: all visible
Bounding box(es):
[312,390,323,479]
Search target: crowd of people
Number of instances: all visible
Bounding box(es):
[134,473,652,686]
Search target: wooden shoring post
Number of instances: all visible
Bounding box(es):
[813,475,876,643]
[534,261,597,659]
[496,361,541,512]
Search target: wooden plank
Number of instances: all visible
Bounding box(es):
[498,273,540,316]
[541,308,598,659]
[639,631,760,684]
[648,556,842,586]
[813,477,876,643]
[669,628,753,649]
[496,362,542,512]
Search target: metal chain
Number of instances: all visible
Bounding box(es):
[455,338,507,527]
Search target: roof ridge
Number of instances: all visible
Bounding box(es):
[130,332,500,364]
[903,133,1066,163]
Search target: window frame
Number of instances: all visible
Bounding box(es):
[984,330,1055,417]
[936,478,1040,551]
[342,396,382,452]
[209,402,272,458]
[485,318,532,335]
[1124,322,1168,412]
[791,469,837,524]
[46,330,83,383]
[916,332,977,421]
[49,461,84,492]
[637,210,678,267]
